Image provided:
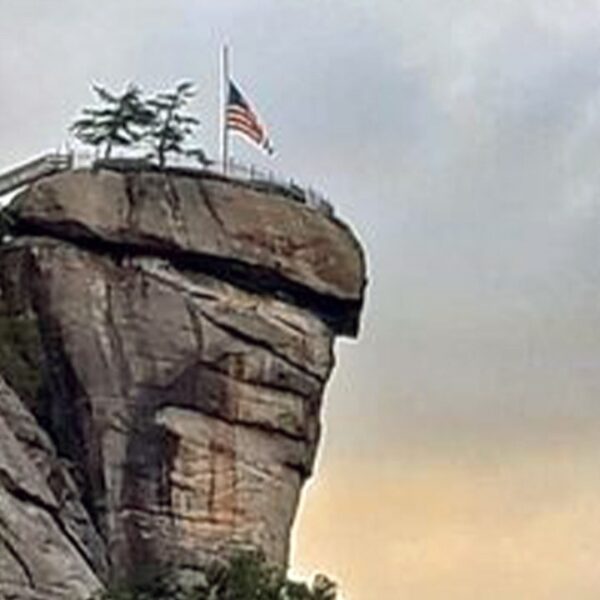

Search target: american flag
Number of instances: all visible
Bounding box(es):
[226,80,274,154]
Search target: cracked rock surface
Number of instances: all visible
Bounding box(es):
[0,168,366,598]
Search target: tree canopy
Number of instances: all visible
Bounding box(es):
[71,81,208,168]
[145,81,208,168]
[71,84,154,159]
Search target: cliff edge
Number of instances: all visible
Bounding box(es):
[0,167,366,599]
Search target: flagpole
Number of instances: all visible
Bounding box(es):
[220,44,230,174]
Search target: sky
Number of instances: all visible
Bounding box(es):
[3,1,600,597]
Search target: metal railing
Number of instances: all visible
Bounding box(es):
[89,153,335,217]
[0,152,73,197]
[0,150,335,218]
[214,158,334,217]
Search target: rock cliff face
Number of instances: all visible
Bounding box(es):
[0,168,366,599]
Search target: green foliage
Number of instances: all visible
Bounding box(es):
[0,202,42,401]
[93,552,337,600]
[0,297,42,403]
[145,81,208,168]
[71,84,155,159]
[71,81,208,168]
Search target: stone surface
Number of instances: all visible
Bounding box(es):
[14,170,366,335]
[0,167,366,595]
[0,376,102,600]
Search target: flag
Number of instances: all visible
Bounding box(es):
[226,80,274,154]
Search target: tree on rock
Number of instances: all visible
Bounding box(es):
[145,81,209,168]
[71,84,154,159]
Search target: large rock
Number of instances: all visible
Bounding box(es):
[14,170,366,335]
[0,376,103,600]
[0,167,366,591]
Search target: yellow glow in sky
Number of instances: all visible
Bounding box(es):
[293,438,600,599]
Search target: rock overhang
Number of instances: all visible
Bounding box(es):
[11,168,367,336]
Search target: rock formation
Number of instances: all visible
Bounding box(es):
[0,166,366,600]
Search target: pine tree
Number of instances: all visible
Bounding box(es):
[145,81,208,168]
[71,84,154,159]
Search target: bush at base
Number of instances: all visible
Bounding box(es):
[93,551,337,600]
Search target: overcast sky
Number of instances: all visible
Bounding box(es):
[4,1,600,597]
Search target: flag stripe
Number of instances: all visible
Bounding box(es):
[229,122,263,144]
[226,79,273,153]
[226,109,261,127]
[227,114,265,140]
[227,106,260,124]
[226,111,265,139]
[227,119,261,136]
